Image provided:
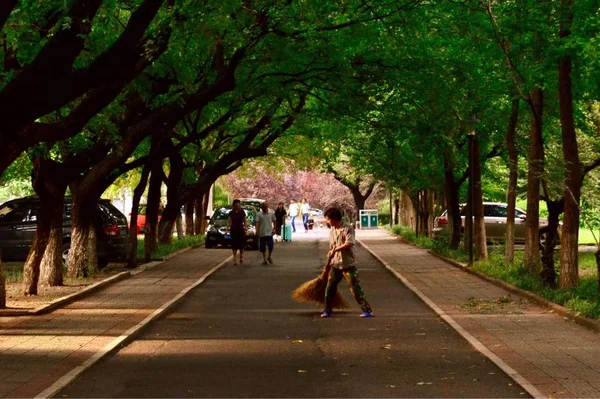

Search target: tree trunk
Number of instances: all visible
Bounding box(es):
[473,136,488,260]
[558,2,581,289]
[199,190,211,234]
[88,225,99,274]
[185,200,195,236]
[158,147,184,244]
[39,222,64,286]
[505,98,520,265]
[541,199,562,288]
[393,197,400,225]
[127,164,150,268]
[144,164,162,261]
[67,186,97,278]
[444,154,461,249]
[194,197,203,235]
[176,213,184,240]
[524,88,544,271]
[25,159,68,291]
[596,250,600,293]
[0,256,5,308]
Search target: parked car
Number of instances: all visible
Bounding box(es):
[310,208,323,217]
[0,197,131,268]
[130,204,162,235]
[205,206,259,250]
[236,198,264,211]
[433,202,558,248]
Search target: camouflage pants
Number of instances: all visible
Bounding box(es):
[324,266,372,313]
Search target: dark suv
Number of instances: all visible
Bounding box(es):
[205,207,259,250]
[0,197,131,268]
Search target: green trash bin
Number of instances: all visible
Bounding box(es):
[370,215,378,227]
[361,215,369,228]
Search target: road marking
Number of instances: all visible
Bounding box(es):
[34,255,233,399]
[357,238,544,399]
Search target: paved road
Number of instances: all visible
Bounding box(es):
[58,230,526,398]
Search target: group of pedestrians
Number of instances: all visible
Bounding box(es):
[287,198,311,233]
[224,199,373,318]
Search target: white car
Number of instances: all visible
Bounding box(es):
[433,202,557,248]
[310,208,323,217]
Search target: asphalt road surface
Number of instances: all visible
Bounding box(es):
[58,230,527,398]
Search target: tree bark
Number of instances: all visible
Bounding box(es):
[0,257,5,308]
[158,146,184,244]
[472,136,488,260]
[558,0,581,289]
[541,199,563,288]
[393,197,400,225]
[23,160,67,293]
[524,88,544,271]
[145,163,163,261]
[67,181,99,277]
[128,164,151,268]
[444,154,461,249]
[505,98,520,265]
[194,197,203,235]
[185,200,195,236]
[39,221,64,287]
[67,209,94,278]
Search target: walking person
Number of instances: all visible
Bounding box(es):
[226,199,247,265]
[321,207,374,318]
[256,202,277,265]
[274,202,287,241]
[301,198,310,232]
[288,199,299,233]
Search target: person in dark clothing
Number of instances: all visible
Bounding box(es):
[227,199,247,265]
[274,202,287,240]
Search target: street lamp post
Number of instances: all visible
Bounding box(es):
[467,129,476,267]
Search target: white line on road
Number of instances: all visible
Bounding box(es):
[34,255,233,399]
[357,238,545,399]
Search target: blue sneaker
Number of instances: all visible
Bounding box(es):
[359,311,374,318]
[320,310,332,318]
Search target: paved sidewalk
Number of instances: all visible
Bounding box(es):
[0,249,231,398]
[357,228,600,399]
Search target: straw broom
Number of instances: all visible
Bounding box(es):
[292,259,349,309]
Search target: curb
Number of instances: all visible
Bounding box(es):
[427,250,600,334]
[1,242,205,317]
[0,271,131,317]
[356,237,544,399]
[34,254,232,399]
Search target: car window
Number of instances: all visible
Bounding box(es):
[485,205,507,217]
[0,202,31,223]
[515,208,526,218]
[25,204,40,222]
[65,204,72,218]
[211,208,256,223]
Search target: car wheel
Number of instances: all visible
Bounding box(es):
[539,229,558,250]
[61,244,70,267]
[205,241,214,249]
[98,258,109,269]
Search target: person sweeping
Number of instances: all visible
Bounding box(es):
[321,207,374,318]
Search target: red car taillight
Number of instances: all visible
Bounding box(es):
[104,225,120,236]
[437,217,448,225]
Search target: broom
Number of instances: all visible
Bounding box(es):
[292,259,349,309]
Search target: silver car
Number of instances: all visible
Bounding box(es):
[433,202,556,248]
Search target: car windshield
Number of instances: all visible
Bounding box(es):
[0,202,31,223]
[211,207,256,224]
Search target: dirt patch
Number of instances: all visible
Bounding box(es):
[4,262,126,310]
[458,295,526,315]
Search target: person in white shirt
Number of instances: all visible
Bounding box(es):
[288,199,299,233]
[255,202,277,265]
[300,198,311,232]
